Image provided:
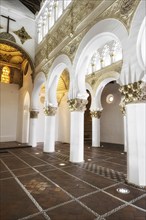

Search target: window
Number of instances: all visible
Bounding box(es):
[106,94,114,104]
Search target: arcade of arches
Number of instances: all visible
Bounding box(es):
[0,0,146,219]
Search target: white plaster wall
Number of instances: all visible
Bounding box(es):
[56,93,70,143]
[0,6,36,60]
[100,83,124,145]
[16,69,32,143]
[0,83,19,142]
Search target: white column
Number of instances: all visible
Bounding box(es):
[70,111,84,163]
[92,117,100,147]
[100,58,104,68]
[54,2,57,22]
[48,13,51,31]
[126,102,146,187]
[28,110,39,147]
[110,53,115,63]
[123,115,127,152]
[44,115,56,153]
[91,110,102,147]
[43,105,57,153]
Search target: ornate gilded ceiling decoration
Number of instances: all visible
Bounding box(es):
[0,43,30,87]
[13,26,32,44]
[0,43,24,66]
[0,43,22,53]
[0,32,16,42]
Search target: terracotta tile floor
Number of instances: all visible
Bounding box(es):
[0,142,146,220]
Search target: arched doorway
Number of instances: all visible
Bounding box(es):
[0,39,34,143]
[100,81,124,148]
[56,70,70,143]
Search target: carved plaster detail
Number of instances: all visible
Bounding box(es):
[60,29,87,62]
[68,98,88,112]
[0,32,16,42]
[13,27,32,44]
[119,80,146,115]
[43,105,57,116]
[35,0,140,73]
[90,110,102,119]
[30,110,39,118]
[99,0,140,31]
[86,60,122,90]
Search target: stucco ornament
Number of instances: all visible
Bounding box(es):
[119,80,146,115]
[30,110,39,118]
[90,110,102,119]
[68,98,88,112]
[43,105,57,116]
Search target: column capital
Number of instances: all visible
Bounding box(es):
[68,98,88,112]
[119,80,146,115]
[44,105,57,116]
[120,105,126,116]
[30,110,39,118]
[90,110,102,119]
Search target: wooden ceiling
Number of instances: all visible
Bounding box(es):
[19,0,41,14]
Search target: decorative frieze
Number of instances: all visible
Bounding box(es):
[30,110,39,118]
[35,0,140,73]
[119,80,146,115]
[68,98,88,112]
[90,110,102,119]
[99,0,140,31]
[43,105,57,116]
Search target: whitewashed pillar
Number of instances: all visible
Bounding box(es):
[123,115,127,152]
[119,104,127,152]
[119,80,146,187]
[68,98,88,163]
[54,1,57,22]
[90,110,102,147]
[43,105,57,153]
[110,52,115,63]
[126,102,146,187]
[100,58,104,68]
[29,110,39,147]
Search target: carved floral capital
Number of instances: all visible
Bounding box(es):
[43,106,57,116]
[90,110,102,119]
[68,98,88,112]
[119,80,146,115]
[30,110,39,118]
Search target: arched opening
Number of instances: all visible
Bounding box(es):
[56,69,70,143]
[0,40,34,143]
[100,81,124,148]
[37,83,46,143]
